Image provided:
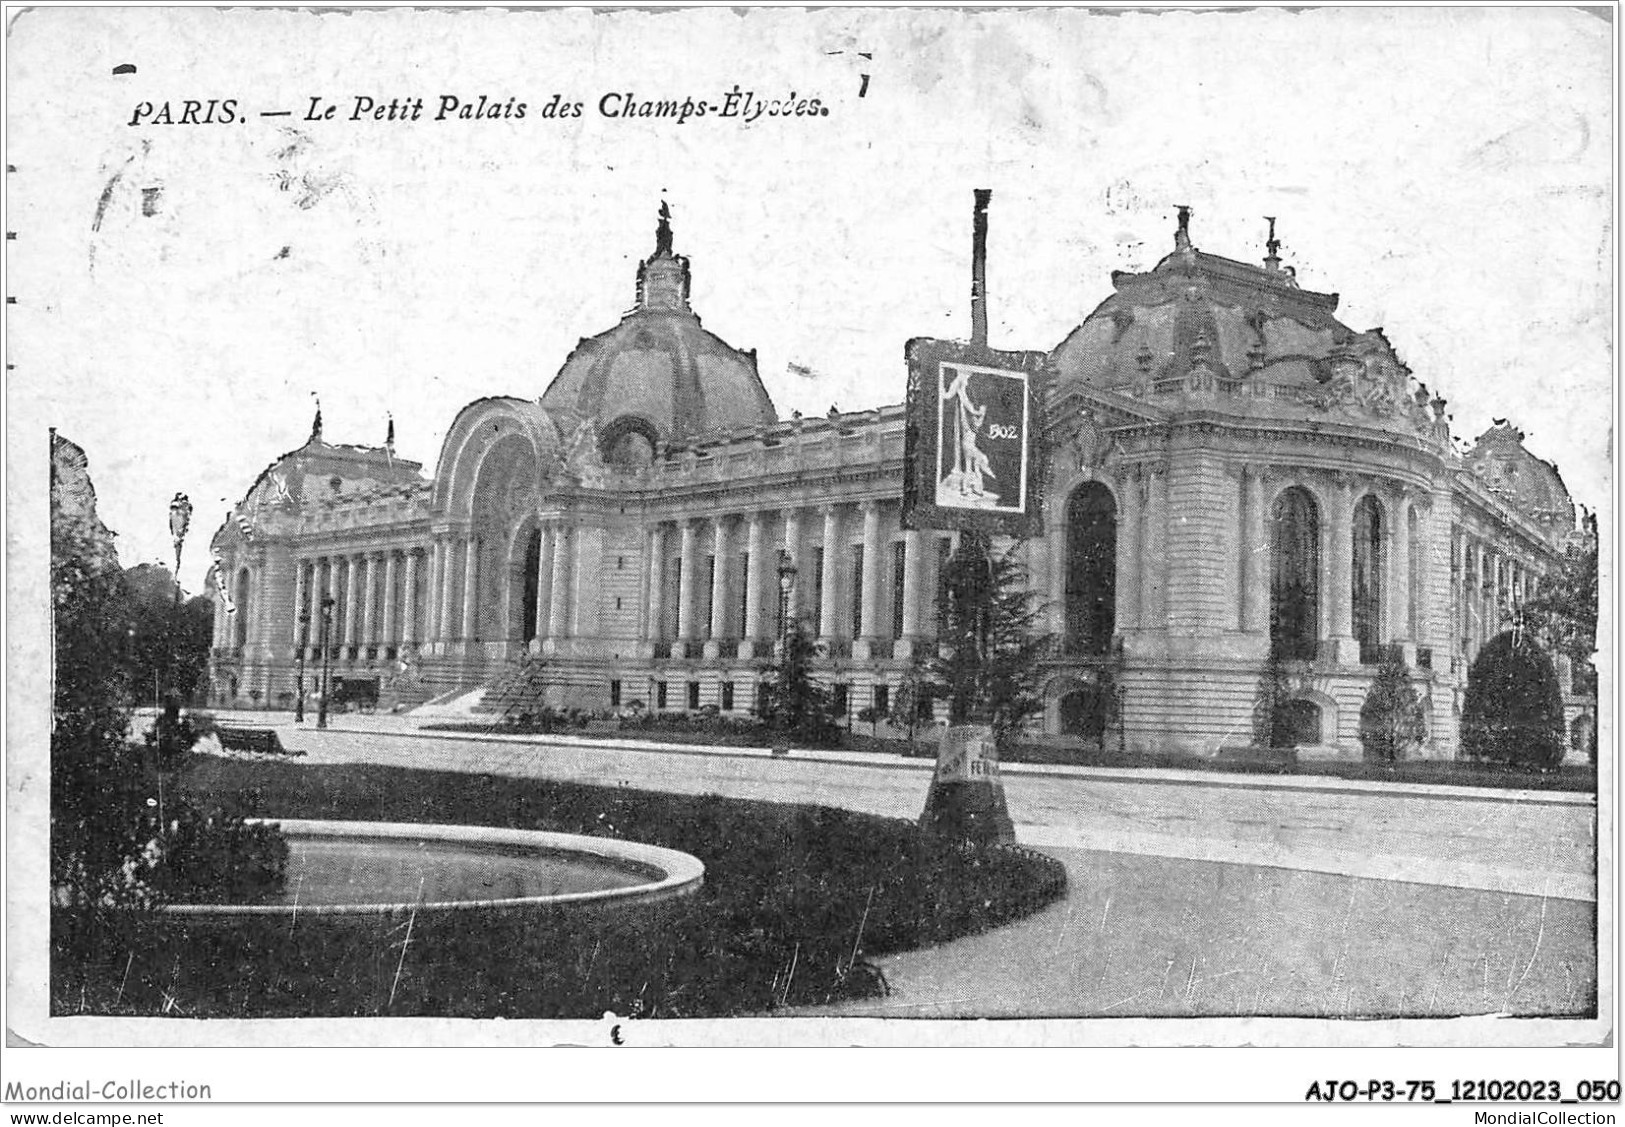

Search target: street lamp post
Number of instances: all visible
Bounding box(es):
[775,549,796,656]
[772,550,797,757]
[316,594,336,729]
[295,609,311,723]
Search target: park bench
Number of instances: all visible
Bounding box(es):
[215,726,290,757]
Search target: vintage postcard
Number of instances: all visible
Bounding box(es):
[5,2,1615,1109]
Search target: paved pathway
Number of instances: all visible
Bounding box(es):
[261,716,1596,903]
[205,715,1600,1019]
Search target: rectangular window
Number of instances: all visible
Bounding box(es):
[872,683,889,716]
[669,557,682,638]
[704,555,716,639]
[656,681,668,709]
[890,542,907,639]
[832,683,848,716]
[687,681,701,710]
[851,544,865,636]
[917,693,934,722]
[610,679,622,706]
[811,547,826,633]
[721,682,734,711]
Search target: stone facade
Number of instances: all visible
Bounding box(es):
[208,211,1590,758]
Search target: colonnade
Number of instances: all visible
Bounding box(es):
[641,499,938,660]
[1455,531,1539,665]
[1054,463,1433,664]
[289,549,426,660]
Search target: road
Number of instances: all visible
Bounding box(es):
[219,717,1599,1019]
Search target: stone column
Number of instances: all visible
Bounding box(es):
[1389,495,1412,655]
[362,553,379,650]
[1241,466,1268,635]
[644,524,666,643]
[533,524,555,643]
[292,560,307,658]
[1487,548,1501,640]
[402,551,419,646]
[897,528,926,658]
[1048,502,1068,638]
[548,523,573,640]
[423,542,440,643]
[855,501,884,658]
[342,554,360,653]
[705,517,731,657]
[437,536,457,645]
[458,542,474,643]
[1327,477,1357,663]
[381,552,399,646]
[675,519,701,652]
[1138,466,1167,633]
[741,512,766,655]
[818,504,842,644]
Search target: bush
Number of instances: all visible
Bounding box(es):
[1358,656,1427,762]
[1461,633,1565,771]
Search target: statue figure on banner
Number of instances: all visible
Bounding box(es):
[938,366,1001,508]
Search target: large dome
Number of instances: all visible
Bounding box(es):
[540,207,777,463]
[1049,210,1445,440]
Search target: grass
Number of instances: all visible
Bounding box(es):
[51,757,1066,1019]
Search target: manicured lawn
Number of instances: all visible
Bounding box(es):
[51,757,1065,1019]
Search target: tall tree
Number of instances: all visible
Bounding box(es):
[757,615,839,746]
[930,532,1051,750]
[1523,519,1599,688]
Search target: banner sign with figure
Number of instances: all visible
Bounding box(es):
[901,337,1049,537]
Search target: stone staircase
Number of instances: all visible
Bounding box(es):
[470,657,553,723]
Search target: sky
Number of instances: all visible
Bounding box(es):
[9,5,1614,595]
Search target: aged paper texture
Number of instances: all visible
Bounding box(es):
[5,2,1615,1104]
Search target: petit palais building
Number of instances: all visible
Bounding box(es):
[208,210,1593,758]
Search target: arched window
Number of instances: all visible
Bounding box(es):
[233,568,252,649]
[1064,483,1117,656]
[1270,487,1320,660]
[518,527,541,643]
[1352,494,1384,662]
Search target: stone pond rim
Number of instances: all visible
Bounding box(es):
[154,819,705,923]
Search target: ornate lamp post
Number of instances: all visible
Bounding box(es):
[771,550,797,757]
[295,608,311,722]
[775,549,797,655]
[316,594,336,729]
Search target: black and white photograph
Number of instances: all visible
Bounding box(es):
[3,2,1615,1115]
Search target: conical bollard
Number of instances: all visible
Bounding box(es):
[919,724,1014,845]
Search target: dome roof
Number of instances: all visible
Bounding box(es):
[1049,210,1447,442]
[540,206,777,454]
[1465,422,1577,536]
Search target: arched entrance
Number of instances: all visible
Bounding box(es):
[1065,482,1116,655]
[1272,697,1323,748]
[1059,686,1110,742]
[516,525,541,643]
[468,434,541,644]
